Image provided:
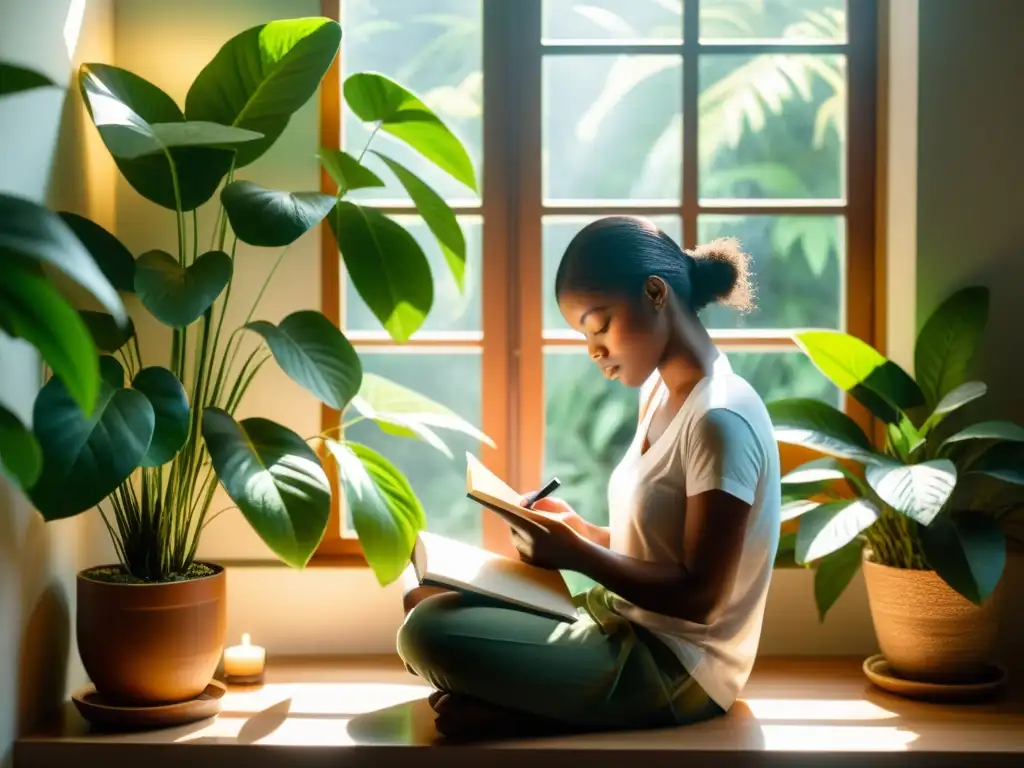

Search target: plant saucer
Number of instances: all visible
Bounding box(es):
[863,654,1008,703]
[71,680,226,731]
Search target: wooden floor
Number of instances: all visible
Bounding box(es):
[15,656,1024,767]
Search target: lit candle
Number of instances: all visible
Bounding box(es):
[223,633,266,685]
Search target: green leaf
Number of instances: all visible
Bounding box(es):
[99,355,124,387]
[0,62,58,96]
[781,499,822,523]
[328,202,433,342]
[915,286,989,409]
[0,192,126,323]
[0,404,42,490]
[933,381,988,416]
[865,459,957,526]
[942,420,1024,449]
[350,373,493,457]
[794,330,925,424]
[185,18,342,168]
[99,121,263,160]
[344,72,477,192]
[371,151,466,291]
[318,148,385,192]
[814,539,863,621]
[795,499,879,564]
[221,181,335,247]
[920,513,1005,604]
[79,63,236,211]
[247,311,362,411]
[80,310,135,353]
[774,531,802,568]
[57,212,136,293]
[132,367,189,467]
[327,440,426,586]
[967,443,1024,486]
[781,457,848,485]
[134,249,231,327]
[0,261,100,414]
[768,398,879,463]
[202,408,330,568]
[31,377,155,520]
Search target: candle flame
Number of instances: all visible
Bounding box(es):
[242,633,251,646]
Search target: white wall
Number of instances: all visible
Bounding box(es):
[0,0,114,764]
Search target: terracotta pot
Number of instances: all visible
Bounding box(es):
[77,564,227,706]
[863,558,1000,683]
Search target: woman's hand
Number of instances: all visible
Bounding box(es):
[510,515,592,572]
[518,496,610,547]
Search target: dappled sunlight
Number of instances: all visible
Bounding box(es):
[744,697,899,721]
[759,724,918,751]
[63,0,87,59]
[216,681,428,717]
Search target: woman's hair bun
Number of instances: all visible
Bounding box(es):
[685,237,755,313]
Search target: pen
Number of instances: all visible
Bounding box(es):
[523,477,561,509]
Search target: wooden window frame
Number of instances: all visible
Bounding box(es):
[314,0,879,564]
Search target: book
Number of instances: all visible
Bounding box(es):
[463,452,550,539]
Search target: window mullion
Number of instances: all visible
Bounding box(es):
[682,0,700,250]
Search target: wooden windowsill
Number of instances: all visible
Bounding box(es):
[15,656,1024,767]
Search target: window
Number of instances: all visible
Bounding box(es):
[316,0,878,561]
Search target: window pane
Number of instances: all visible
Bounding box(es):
[699,55,846,200]
[700,0,847,43]
[543,0,682,42]
[343,216,481,333]
[698,214,843,330]
[544,55,682,202]
[542,215,682,331]
[342,0,482,203]
[343,352,483,546]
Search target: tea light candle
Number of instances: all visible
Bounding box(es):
[223,633,266,684]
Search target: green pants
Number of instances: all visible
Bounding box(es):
[397,586,724,730]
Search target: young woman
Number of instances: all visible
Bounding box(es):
[398,216,782,740]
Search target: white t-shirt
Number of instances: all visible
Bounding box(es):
[606,354,781,711]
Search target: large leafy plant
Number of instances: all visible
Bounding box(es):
[15,18,488,586]
[769,286,1024,620]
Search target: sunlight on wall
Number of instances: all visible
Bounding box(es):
[63,0,87,59]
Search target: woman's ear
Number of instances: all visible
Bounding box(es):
[644,276,668,310]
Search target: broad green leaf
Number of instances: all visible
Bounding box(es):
[79,63,236,211]
[814,539,863,621]
[0,261,100,414]
[774,531,803,568]
[99,121,263,160]
[202,408,330,568]
[887,415,925,462]
[80,310,135,353]
[0,192,126,323]
[371,151,466,291]
[0,62,57,95]
[57,212,136,293]
[0,404,42,490]
[99,355,124,387]
[247,311,362,411]
[933,381,988,416]
[768,398,879,464]
[344,72,477,192]
[795,499,879,564]
[318,148,385,192]
[134,249,231,327]
[132,367,189,467]
[221,181,335,247]
[794,330,924,424]
[328,440,425,586]
[185,18,342,167]
[865,459,957,526]
[915,286,989,408]
[328,202,433,341]
[781,457,848,484]
[31,377,155,520]
[781,499,821,523]
[920,513,1005,604]
[942,420,1024,449]
[968,443,1024,486]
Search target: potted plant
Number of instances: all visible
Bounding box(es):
[13,17,488,707]
[769,285,1023,684]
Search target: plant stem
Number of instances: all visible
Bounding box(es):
[205,236,239,410]
[244,245,291,327]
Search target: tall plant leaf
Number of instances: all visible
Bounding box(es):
[99,355,124,387]
[185,18,342,167]
[31,377,155,520]
[0,193,126,323]
[0,62,57,95]
[344,72,477,192]
[79,63,238,211]
[781,457,849,484]
[329,202,433,342]
[814,539,863,621]
[942,420,1024,449]
[0,261,99,414]
[968,443,1024,486]
[202,408,330,568]
[328,440,426,586]
[221,181,335,247]
[57,212,136,293]
[132,367,189,467]
[768,398,879,463]
[915,286,989,408]
[795,499,879,564]
[0,404,42,490]
[134,249,232,327]
[865,459,957,526]
[318,148,385,192]
[80,310,135,353]
[371,151,466,291]
[920,513,1005,604]
[246,311,362,411]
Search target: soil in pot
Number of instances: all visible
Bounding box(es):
[77,563,227,706]
[863,558,1000,684]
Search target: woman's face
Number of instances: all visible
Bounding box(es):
[557,281,670,388]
